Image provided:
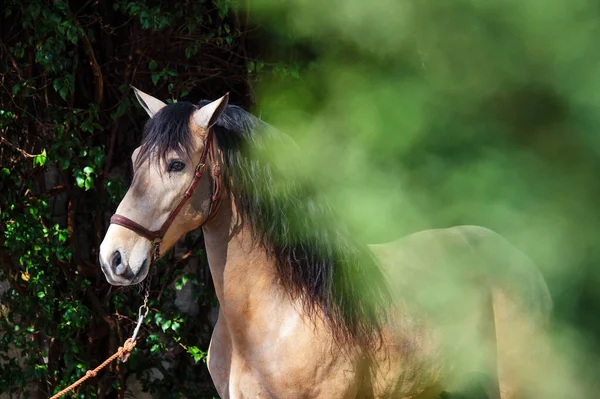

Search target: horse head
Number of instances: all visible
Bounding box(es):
[99,87,228,286]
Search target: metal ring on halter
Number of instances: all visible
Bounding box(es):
[129,280,151,345]
[139,303,149,319]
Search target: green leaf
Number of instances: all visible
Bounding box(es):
[84,176,93,191]
[57,82,67,100]
[64,74,74,99]
[83,166,94,175]
[57,231,68,243]
[151,73,160,86]
[33,149,47,167]
[186,345,206,363]
[149,59,158,71]
[66,26,82,45]
[161,320,172,332]
[37,292,45,298]
[175,275,189,291]
[53,75,74,101]
[1,167,10,176]
[53,78,61,93]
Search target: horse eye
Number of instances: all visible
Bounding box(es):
[168,160,186,172]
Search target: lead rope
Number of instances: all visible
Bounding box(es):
[49,243,157,399]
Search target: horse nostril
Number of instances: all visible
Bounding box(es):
[111,251,127,276]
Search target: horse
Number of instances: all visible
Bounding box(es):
[99,88,553,399]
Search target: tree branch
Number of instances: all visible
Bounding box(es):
[0,135,35,158]
[80,27,104,105]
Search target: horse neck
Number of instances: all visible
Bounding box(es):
[201,195,291,342]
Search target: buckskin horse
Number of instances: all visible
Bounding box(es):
[99,88,552,399]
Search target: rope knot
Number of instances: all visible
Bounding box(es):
[118,338,137,363]
[123,338,137,352]
[85,370,97,378]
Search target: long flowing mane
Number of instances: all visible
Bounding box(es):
[137,100,391,346]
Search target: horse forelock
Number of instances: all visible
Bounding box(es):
[135,101,197,169]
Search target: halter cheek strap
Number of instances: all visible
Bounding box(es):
[109,127,222,260]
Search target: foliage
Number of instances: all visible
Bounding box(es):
[0,0,259,397]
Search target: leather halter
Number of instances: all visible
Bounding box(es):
[110,126,222,260]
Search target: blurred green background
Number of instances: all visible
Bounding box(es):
[255,0,600,395]
[1,0,599,397]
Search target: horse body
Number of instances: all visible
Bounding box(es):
[202,201,363,398]
[370,226,552,398]
[203,213,551,399]
[99,89,552,399]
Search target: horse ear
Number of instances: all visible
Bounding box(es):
[131,86,167,118]
[192,93,229,130]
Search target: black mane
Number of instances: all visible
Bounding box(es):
[138,100,391,346]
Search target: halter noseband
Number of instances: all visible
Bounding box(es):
[110,126,222,260]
